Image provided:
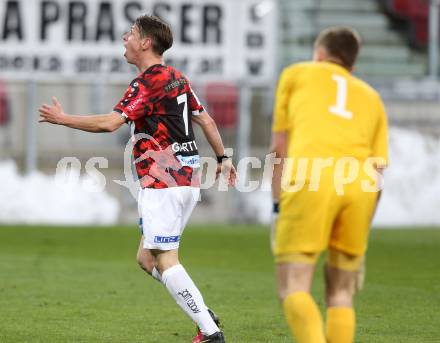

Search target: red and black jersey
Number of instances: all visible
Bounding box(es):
[114,64,203,189]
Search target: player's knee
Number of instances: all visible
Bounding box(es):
[136,255,154,274]
[155,258,179,274]
[153,249,180,274]
[278,282,311,302]
[278,286,288,301]
[326,287,353,307]
[277,266,314,301]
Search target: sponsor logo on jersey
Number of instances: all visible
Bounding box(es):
[154,235,181,244]
[126,96,144,111]
[177,155,200,168]
[164,78,187,92]
[171,140,198,153]
[178,289,201,314]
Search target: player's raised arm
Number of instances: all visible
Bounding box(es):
[192,110,237,186]
[38,97,126,133]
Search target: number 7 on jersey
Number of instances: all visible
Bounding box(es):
[177,93,189,136]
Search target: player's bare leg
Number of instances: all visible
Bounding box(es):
[136,236,162,282]
[151,249,223,341]
[325,265,356,307]
[277,260,326,343]
[324,250,358,343]
[152,248,179,273]
[277,262,315,300]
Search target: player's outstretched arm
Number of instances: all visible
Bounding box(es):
[38,97,125,133]
[192,111,237,186]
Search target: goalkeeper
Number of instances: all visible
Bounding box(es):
[270,27,388,343]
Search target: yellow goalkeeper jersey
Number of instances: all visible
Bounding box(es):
[272,61,388,165]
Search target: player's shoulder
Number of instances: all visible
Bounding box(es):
[140,64,190,91]
[125,76,149,95]
[166,65,191,85]
[151,64,187,80]
[350,74,382,102]
[129,75,147,85]
[280,61,315,77]
[280,61,350,82]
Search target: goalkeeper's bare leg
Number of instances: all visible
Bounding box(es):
[324,250,360,343]
[277,261,326,343]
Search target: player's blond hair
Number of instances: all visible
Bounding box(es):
[314,27,361,69]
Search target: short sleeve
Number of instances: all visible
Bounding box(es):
[272,67,293,132]
[371,97,389,167]
[113,79,149,122]
[188,87,205,116]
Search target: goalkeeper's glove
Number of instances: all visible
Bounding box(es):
[270,202,279,253]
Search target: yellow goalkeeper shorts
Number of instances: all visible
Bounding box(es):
[274,171,378,263]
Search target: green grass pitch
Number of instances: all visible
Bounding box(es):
[0,225,439,342]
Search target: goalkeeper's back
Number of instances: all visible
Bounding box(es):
[272,60,388,167]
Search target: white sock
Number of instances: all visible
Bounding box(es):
[151,267,162,283]
[162,264,219,336]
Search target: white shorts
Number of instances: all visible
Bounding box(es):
[138,186,200,250]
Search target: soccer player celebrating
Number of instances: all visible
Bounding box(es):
[271,27,388,342]
[39,15,235,343]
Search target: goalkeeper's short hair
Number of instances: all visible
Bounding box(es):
[314,27,361,69]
